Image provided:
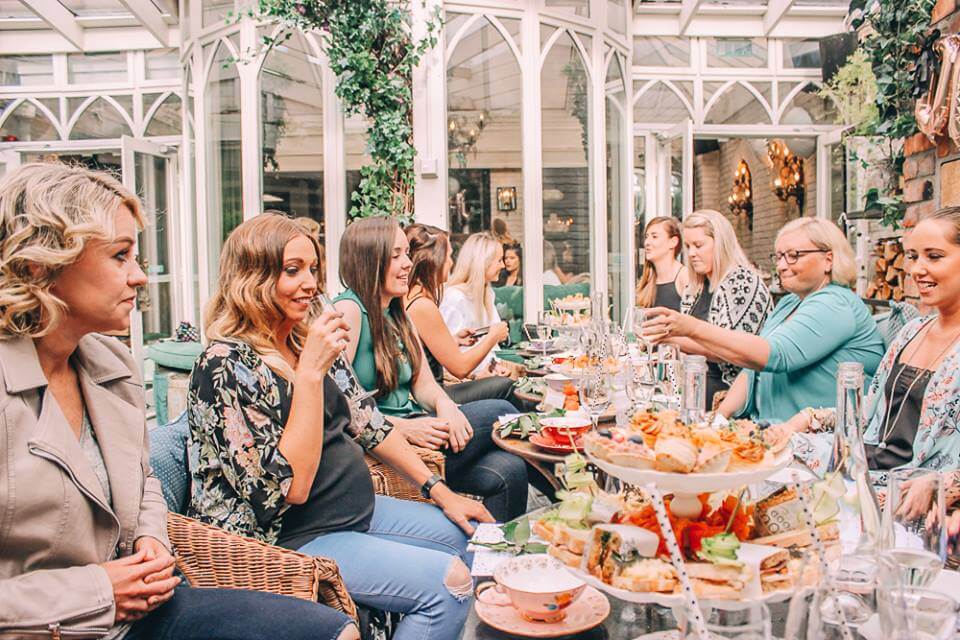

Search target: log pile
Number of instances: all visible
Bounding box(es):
[865,239,906,302]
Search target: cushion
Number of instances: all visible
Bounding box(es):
[149,411,190,514]
[147,341,203,371]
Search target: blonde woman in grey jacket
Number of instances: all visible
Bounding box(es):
[0,163,355,640]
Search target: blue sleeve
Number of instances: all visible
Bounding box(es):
[763,289,858,374]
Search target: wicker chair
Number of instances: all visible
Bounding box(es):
[364,447,446,503]
[167,512,358,622]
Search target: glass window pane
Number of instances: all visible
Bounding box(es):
[634,136,646,282]
[705,83,771,125]
[145,94,182,136]
[607,0,626,34]
[542,32,591,296]
[146,48,180,80]
[606,60,628,321]
[0,55,54,86]
[633,37,690,67]
[634,82,690,125]
[446,15,523,263]
[67,0,130,17]
[68,52,128,84]
[203,0,232,28]
[705,37,768,68]
[205,42,242,279]
[69,97,133,139]
[344,112,372,216]
[260,32,325,264]
[545,0,589,17]
[781,82,838,125]
[1,100,59,141]
[783,39,822,69]
[0,0,36,18]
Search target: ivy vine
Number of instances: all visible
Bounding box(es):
[846,0,936,227]
[253,0,440,222]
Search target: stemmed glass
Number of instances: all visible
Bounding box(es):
[655,343,682,402]
[536,310,554,359]
[879,468,946,588]
[624,359,656,411]
[631,307,650,354]
[579,367,613,432]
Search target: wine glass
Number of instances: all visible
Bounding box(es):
[624,359,656,411]
[316,293,377,403]
[536,310,553,358]
[655,343,682,404]
[879,468,946,588]
[631,307,650,353]
[877,582,958,640]
[579,368,613,432]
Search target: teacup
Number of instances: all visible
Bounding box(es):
[539,416,592,446]
[479,554,586,622]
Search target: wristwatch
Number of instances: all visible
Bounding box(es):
[420,473,445,499]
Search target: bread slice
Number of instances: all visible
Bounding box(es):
[750,522,839,549]
[654,437,698,473]
[554,523,591,556]
[548,544,584,569]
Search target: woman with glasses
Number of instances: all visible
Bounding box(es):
[643,217,883,423]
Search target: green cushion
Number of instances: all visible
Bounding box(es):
[147,341,203,371]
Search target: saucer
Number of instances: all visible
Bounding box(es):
[530,433,582,454]
[475,585,610,638]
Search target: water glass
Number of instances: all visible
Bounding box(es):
[625,358,655,411]
[631,307,650,353]
[683,603,772,640]
[656,343,682,399]
[880,468,946,587]
[877,585,958,640]
[579,368,613,431]
[536,310,554,357]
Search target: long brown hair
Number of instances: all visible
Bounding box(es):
[636,216,682,307]
[406,223,449,304]
[339,217,423,396]
[205,213,320,380]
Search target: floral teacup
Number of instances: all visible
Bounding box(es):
[477,554,586,622]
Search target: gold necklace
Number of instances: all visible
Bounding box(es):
[877,320,960,448]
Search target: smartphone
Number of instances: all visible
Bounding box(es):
[471,325,491,338]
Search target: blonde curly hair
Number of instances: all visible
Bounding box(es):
[0,162,145,338]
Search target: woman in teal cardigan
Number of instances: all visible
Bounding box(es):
[642,217,884,423]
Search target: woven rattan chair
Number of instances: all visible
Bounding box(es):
[167,512,358,621]
[364,447,445,503]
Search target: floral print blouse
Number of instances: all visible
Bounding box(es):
[186,340,392,544]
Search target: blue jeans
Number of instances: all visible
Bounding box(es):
[445,399,528,521]
[297,496,471,640]
[126,585,353,640]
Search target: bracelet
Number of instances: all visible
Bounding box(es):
[420,473,444,499]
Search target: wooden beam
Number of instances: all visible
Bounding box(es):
[18,0,83,50]
[763,0,796,35]
[116,0,169,44]
[678,0,707,34]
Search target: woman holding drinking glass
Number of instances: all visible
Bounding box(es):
[643,218,883,424]
[642,209,771,407]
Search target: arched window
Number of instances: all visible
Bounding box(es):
[704,82,772,125]
[145,93,183,137]
[0,99,59,141]
[605,53,628,319]
[633,81,691,125]
[69,97,132,139]
[779,82,838,125]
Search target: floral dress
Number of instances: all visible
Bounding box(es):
[186,340,392,544]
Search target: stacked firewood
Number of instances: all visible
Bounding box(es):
[865,239,906,302]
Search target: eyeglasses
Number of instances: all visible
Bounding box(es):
[773,249,828,265]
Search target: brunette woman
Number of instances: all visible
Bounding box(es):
[335,217,529,521]
[636,216,687,311]
[188,214,492,640]
[495,243,523,287]
[405,224,517,405]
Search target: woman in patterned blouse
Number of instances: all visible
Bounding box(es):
[187,214,491,640]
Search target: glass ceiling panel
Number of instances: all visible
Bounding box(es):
[0,0,37,18]
[60,0,130,17]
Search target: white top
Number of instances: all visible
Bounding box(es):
[542,270,562,286]
[439,286,501,376]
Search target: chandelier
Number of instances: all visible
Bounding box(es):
[767,139,805,211]
[448,112,487,168]
[727,160,753,230]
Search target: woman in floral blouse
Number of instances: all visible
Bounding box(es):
[187,214,492,640]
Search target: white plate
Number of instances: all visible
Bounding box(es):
[567,566,795,610]
[588,447,793,494]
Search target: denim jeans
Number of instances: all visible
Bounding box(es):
[297,496,471,640]
[445,399,529,521]
[126,585,353,640]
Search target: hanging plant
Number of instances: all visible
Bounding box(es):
[250,0,440,222]
[844,0,936,227]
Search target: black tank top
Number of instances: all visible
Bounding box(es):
[653,271,683,311]
[405,295,445,384]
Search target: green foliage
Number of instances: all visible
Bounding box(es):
[844,0,935,227]
[818,50,878,134]
[255,0,440,222]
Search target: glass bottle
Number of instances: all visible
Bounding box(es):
[681,354,707,424]
[828,362,882,554]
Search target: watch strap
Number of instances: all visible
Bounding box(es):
[420,473,444,499]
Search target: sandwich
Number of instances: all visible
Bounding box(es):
[585,524,661,584]
[610,558,678,593]
[750,521,841,549]
[654,437,699,473]
[757,548,792,593]
[685,562,751,599]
